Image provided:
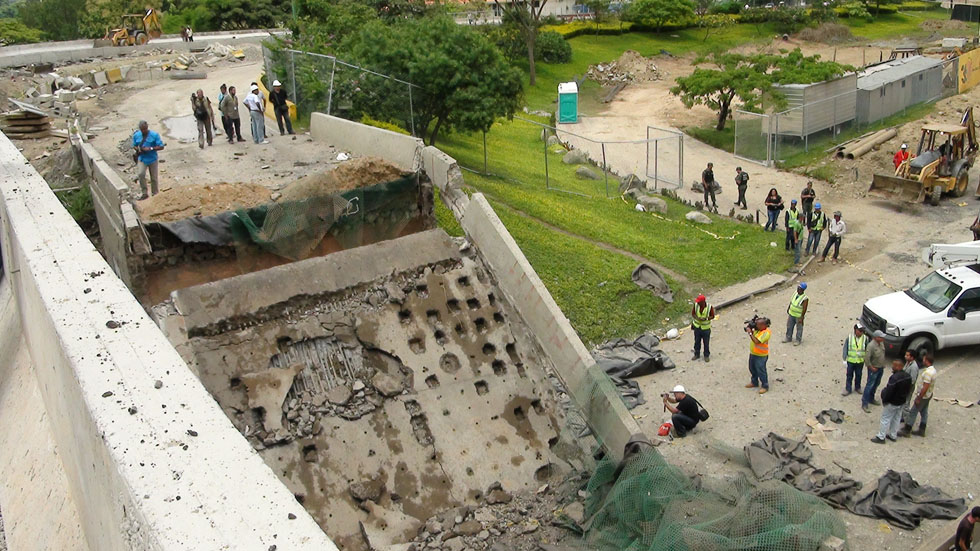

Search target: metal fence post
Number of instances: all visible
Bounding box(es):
[290,51,297,111]
[601,142,608,198]
[678,134,683,188]
[645,126,650,181]
[483,131,488,174]
[543,133,550,189]
[408,84,415,137]
[326,57,337,116]
[654,140,659,190]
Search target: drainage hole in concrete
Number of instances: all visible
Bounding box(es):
[410,414,434,446]
[229,377,241,389]
[398,309,412,324]
[294,493,306,504]
[535,463,555,481]
[491,360,506,375]
[475,380,489,396]
[493,312,505,324]
[408,336,426,354]
[457,276,471,287]
[454,323,466,336]
[434,329,448,346]
[439,353,461,374]
[466,297,480,310]
[530,399,544,414]
[482,342,496,355]
[425,375,440,388]
[426,309,441,324]
[474,318,487,333]
[466,467,474,476]
[516,363,527,378]
[487,292,496,305]
[447,298,461,312]
[513,405,526,421]
[443,409,450,416]
[276,336,292,350]
[548,436,559,448]
[415,283,429,297]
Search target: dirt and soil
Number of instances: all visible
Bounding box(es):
[280,156,408,201]
[136,181,273,221]
[562,41,980,551]
[587,49,665,86]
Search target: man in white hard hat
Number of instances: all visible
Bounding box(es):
[269,79,295,136]
[662,385,704,437]
[893,143,910,170]
[243,84,269,144]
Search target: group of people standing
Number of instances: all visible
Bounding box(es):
[131,79,296,199]
[763,183,846,265]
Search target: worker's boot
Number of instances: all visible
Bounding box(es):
[912,424,926,437]
[897,424,912,438]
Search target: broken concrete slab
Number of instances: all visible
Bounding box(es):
[349,473,386,503]
[240,364,304,432]
[93,71,108,87]
[370,371,405,398]
[359,500,423,550]
[326,384,353,406]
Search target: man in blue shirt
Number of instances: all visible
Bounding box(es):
[132,120,165,199]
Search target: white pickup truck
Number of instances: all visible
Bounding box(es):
[860,241,980,358]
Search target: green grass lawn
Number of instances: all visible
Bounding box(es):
[489,198,691,345]
[842,7,953,40]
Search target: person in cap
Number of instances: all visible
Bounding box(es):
[733,166,749,209]
[190,89,216,149]
[690,294,715,362]
[243,84,269,144]
[805,202,826,256]
[819,210,846,263]
[269,79,295,136]
[217,84,231,139]
[701,162,718,210]
[745,316,771,394]
[784,283,808,345]
[789,211,805,264]
[900,353,936,437]
[784,198,800,251]
[870,358,912,444]
[800,181,816,216]
[662,385,702,437]
[861,330,887,413]
[893,143,910,170]
[954,506,980,551]
[841,324,867,396]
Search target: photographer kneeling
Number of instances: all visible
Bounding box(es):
[663,385,705,437]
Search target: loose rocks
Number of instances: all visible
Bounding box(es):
[562,149,589,165]
[575,166,600,180]
[685,211,713,224]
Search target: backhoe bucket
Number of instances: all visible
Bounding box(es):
[869,173,926,203]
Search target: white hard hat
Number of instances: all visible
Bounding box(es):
[672,385,686,393]
[250,84,259,91]
[901,143,907,149]
[272,80,281,87]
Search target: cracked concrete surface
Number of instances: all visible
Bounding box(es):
[158,229,588,550]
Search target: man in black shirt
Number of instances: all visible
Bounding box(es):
[663,385,701,437]
[701,162,717,209]
[269,80,295,136]
[871,359,912,443]
[955,507,979,551]
[734,166,748,209]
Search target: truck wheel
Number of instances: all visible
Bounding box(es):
[906,336,934,359]
[952,168,969,197]
[929,184,942,206]
[135,32,148,45]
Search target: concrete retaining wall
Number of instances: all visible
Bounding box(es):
[460,193,643,461]
[310,112,424,172]
[0,133,336,549]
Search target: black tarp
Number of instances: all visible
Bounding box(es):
[592,334,675,380]
[745,433,966,528]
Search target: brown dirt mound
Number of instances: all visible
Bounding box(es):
[796,23,854,44]
[587,50,664,86]
[919,19,967,32]
[280,156,407,201]
[137,182,273,222]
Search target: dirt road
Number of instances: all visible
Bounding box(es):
[85,61,339,197]
[561,56,980,550]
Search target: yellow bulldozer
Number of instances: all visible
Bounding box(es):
[869,107,979,206]
[105,8,162,46]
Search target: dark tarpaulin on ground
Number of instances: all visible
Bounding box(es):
[147,210,243,246]
[589,334,675,413]
[630,264,673,303]
[745,433,965,528]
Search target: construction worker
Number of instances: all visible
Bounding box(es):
[900,353,936,437]
[745,316,771,394]
[784,283,808,345]
[789,211,805,265]
[805,203,826,256]
[861,330,887,413]
[819,211,846,263]
[841,324,867,396]
[800,181,816,216]
[690,294,715,363]
[893,143,910,169]
[784,199,800,251]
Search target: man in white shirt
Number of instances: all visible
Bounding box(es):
[243,84,269,144]
[819,210,846,263]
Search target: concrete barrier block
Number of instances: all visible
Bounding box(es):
[105,67,122,83]
[93,71,109,87]
[310,113,423,172]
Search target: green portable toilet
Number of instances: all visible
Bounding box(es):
[558,82,578,124]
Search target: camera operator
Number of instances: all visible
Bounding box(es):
[662,385,701,437]
[745,316,771,394]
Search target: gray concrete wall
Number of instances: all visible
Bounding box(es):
[0,132,337,550]
[311,113,424,172]
[459,193,644,461]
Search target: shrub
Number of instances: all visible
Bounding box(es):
[834,1,873,21]
[710,0,743,14]
[537,30,572,63]
[771,7,808,33]
[359,115,410,135]
[541,20,633,38]
[0,18,44,44]
[796,22,853,43]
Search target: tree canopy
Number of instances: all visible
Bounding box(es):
[624,0,695,32]
[670,49,852,131]
[346,16,522,146]
[493,0,548,86]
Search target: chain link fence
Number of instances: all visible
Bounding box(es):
[263,46,417,135]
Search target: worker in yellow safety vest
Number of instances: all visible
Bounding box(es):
[690,294,716,363]
[805,203,826,256]
[841,324,867,396]
[784,282,809,346]
[745,316,771,394]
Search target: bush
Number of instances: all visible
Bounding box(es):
[771,7,808,33]
[739,7,771,24]
[359,115,410,135]
[834,1,872,20]
[796,22,853,43]
[710,0,743,14]
[899,1,934,10]
[537,30,572,63]
[540,20,633,38]
[0,18,44,44]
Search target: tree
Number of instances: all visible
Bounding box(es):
[294,0,377,51]
[624,0,695,33]
[18,0,85,39]
[493,0,547,86]
[582,0,610,34]
[0,17,43,42]
[347,17,522,146]
[670,49,851,130]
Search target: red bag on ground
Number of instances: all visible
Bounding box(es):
[658,422,672,437]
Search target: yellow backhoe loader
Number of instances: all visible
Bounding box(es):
[869,107,979,205]
[105,8,162,47]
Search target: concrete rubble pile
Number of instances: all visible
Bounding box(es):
[586,49,664,86]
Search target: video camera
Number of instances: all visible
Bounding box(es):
[744,314,770,331]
